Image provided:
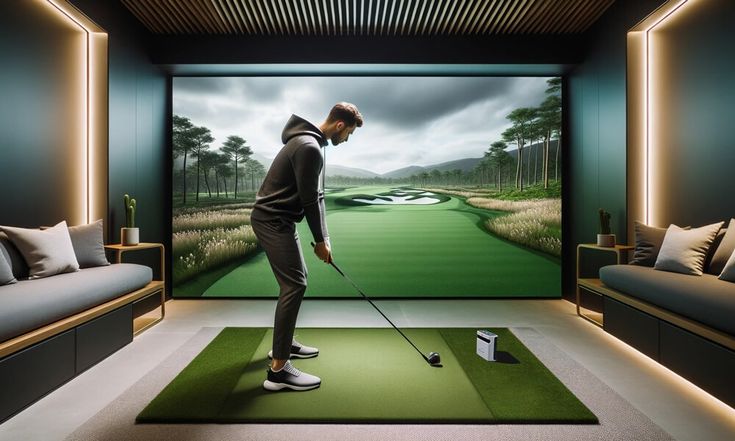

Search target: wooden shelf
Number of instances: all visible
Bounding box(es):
[104,242,166,336]
[104,242,165,282]
[576,244,633,328]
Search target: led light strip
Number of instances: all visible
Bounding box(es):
[639,0,690,226]
[45,0,105,224]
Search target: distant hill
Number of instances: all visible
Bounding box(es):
[326,164,380,178]
[380,165,427,179]
[420,157,483,173]
[329,157,491,179]
[379,158,483,178]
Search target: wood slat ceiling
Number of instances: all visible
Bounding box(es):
[121,0,616,36]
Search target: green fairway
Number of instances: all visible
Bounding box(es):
[137,327,596,424]
[199,186,560,298]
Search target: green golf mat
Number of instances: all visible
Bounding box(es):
[137,328,597,424]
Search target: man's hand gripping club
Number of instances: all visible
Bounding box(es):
[312,240,332,264]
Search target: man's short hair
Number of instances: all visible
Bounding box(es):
[327,102,363,127]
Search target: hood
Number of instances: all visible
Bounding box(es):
[281,114,328,147]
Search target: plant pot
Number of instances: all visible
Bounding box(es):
[597,233,616,247]
[121,227,139,246]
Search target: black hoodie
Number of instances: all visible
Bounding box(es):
[252,115,329,242]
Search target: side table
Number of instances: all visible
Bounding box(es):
[576,243,634,327]
[104,243,166,335]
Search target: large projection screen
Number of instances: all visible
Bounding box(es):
[172,76,562,298]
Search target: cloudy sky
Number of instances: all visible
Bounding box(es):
[174,76,552,175]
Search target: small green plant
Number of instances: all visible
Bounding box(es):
[124,194,137,228]
[598,208,611,235]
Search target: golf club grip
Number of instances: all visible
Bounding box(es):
[310,242,342,275]
[310,242,430,363]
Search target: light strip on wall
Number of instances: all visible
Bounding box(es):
[45,0,106,225]
[645,0,689,226]
[630,0,690,226]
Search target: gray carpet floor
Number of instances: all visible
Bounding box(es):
[65,327,674,441]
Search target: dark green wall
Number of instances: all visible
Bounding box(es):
[653,0,735,227]
[0,1,86,227]
[564,0,663,301]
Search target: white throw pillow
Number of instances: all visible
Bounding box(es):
[0,221,80,279]
[654,222,724,276]
[719,249,735,282]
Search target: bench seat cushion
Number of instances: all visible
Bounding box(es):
[600,264,735,335]
[0,263,152,343]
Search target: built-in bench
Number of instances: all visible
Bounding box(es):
[579,266,735,408]
[0,234,165,423]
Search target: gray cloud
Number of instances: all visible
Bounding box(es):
[174,76,554,174]
[332,77,516,127]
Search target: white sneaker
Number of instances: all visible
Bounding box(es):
[263,361,321,391]
[268,339,319,359]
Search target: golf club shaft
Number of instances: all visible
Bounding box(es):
[311,243,430,363]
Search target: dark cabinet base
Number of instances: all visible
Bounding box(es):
[0,305,133,423]
[0,330,75,423]
[604,296,735,408]
[660,322,735,407]
[603,297,659,360]
[77,305,133,373]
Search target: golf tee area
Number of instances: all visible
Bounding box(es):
[136,328,597,424]
[177,186,560,298]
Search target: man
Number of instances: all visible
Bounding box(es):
[250,102,363,391]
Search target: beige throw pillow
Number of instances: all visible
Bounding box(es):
[0,221,80,279]
[68,220,110,268]
[654,222,724,276]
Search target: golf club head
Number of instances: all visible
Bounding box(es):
[427,352,441,365]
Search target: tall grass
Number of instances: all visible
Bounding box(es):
[481,200,561,256]
[173,209,252,233]
[466,197,558,214]
[172,208,260,285]
[173,225,259,284]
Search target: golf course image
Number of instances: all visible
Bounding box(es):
[175,186,560,298]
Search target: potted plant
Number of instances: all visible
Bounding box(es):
[121,194,139,246]
[597,208,615,247]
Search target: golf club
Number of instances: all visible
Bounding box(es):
[311,242,441,367]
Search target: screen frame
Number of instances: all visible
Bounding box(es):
[168,66,565,299]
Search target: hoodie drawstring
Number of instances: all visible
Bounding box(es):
[321,146,326,194]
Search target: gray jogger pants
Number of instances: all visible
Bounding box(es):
[250,216,307,360]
